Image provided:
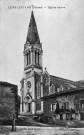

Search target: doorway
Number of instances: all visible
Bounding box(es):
[27,103,31,112]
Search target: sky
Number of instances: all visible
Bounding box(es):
[0,0,84,93]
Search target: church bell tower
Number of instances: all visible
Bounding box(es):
[20,11,43,115]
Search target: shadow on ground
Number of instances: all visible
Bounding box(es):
[0,126,11,134]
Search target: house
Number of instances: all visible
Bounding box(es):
[0,81,18,119]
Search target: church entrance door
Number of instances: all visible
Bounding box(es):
[25,93,32,113]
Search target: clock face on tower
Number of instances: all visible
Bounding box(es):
[27,81,31,89]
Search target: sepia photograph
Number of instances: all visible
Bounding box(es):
[0,0,84,135]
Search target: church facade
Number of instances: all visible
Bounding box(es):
[20,11,84,120]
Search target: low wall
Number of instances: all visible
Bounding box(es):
[52,119,84,127]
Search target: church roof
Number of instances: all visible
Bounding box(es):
[26,11,40,44]
[76,80,84,87]
[50,75,78,90]
[42,72,84,99]
[43,69,79,90]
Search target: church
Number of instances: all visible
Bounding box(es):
[20,11,84,120]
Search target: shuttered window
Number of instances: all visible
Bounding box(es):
[51,103,56,112]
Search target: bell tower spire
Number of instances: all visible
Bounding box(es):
[26,11,40,44]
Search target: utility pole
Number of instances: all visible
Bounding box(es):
[12,113,16,132]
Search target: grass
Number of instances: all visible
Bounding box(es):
[1,116,84,128]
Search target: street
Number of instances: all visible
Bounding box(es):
[0,126,84,135]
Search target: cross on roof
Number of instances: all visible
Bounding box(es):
[45,67,47,71]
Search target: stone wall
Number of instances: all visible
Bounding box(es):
[0,83,18,120]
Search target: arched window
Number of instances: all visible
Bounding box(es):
[37,82,41,99]
[45,78,48,85]
[27,51,31,65]
[35,50,36,64]
[35,50,39,65]
[50,84,55,94]
[57,88,60,92]
[28,51,31,64]
[60,85,64,91]
[36,51,38,64]
[38,51,39,65]
[44,75,49,86]
[27,53,28,65]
